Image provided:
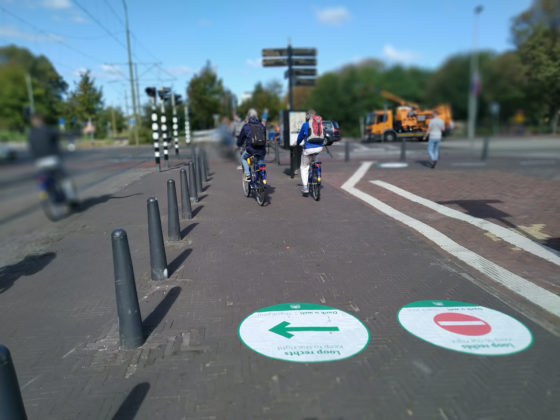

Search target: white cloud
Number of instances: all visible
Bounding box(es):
[0,25,62,42]
[73,67,88,77]
[382,44,421,64]
[166,65,194,76]
[315,6,350,26]
[71,14,86,24]
[42,0,71,9]
[100,64,124,79]
[246,58,262,68]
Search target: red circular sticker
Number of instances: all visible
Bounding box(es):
[433,312,491,336]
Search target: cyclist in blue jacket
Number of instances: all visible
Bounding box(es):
[296,109,324,194]
[237,109,267,181]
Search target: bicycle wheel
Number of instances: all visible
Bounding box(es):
[242,172,251,197]
[310,167,320,201]
[41,182,68,221]
[255,174,266,206]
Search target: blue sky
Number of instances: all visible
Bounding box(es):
[1,0,531,113]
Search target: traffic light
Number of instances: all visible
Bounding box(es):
[158,87,171,100]
[145,87,157,98]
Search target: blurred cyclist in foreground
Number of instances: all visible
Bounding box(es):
[27,113,79,207]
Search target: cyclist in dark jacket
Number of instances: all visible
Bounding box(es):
[27,113,78,205]
[236,108,266,180]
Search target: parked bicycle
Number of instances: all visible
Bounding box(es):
[242,155,267,206]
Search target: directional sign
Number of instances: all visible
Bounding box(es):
[294,78,316,87]
[292,58,317,66]
[398,300,533,355]
[262,48,288,57]
[238,303,370,362]
[262,58,288,67]
[285,68,317,78]
[262,48,316,57]
[291,48,316,56]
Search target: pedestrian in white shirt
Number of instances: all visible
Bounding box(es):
[423,110,445,168]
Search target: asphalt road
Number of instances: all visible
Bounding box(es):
[0,137,559,419]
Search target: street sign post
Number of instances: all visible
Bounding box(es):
[261,44,317,110]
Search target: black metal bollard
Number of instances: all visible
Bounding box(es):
[111,229,144,349]
[0,345,27,420]
[188,161,198,203]
[400,137,407,161]
[196,153,203,192]
[200,149,209,182]
[481,137,490,161]
[345,141,350,162]
[167,179,181,241]
[147,197,168,281]
[180,168,192,219]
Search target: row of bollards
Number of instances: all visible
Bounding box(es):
[0,345,27,420]
[2,153,211,417]
[111,149,209,350]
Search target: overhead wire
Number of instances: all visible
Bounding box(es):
[0,6,106,65]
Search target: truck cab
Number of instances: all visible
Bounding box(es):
[365,110,396,142]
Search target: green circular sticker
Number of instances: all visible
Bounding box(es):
[238,303,370,363]
[398,300,533,355]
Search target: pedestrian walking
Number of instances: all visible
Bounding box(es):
[423,110,445,168]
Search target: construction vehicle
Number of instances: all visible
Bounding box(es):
[364,90,453,142]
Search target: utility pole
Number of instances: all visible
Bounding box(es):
[134,63,141,117]
[468,5,483,145]
[123,0,139,145]
[25,73,35,114]
[111,106,117,139]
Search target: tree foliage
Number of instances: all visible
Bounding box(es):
[511,0,560,129]
[65,70,104,130]
[238,80,283,121]
[187,61,226,129]
[0,45,67,130]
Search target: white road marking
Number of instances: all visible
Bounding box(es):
[341,162,560,318]
[371,180,560,264]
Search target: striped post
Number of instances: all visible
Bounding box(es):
[149,97,161,171]
[171,94,179,156]
[184,103,191,146]
[159,90,169,169]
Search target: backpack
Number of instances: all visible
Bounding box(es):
[249,122,266,147]
[306,115,324,144]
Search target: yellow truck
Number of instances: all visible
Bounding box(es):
[364,90,453,142]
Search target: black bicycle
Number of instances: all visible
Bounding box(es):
[242,155,267,206]
[307,155,322,201]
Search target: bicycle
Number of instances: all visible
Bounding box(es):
[35,156,79,221]
[307,154,322,201]
[242,155,267,206]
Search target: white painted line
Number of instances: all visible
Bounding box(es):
[370,180,560,264]
[342,162,560,318]
[378,162,409,168]
[451,162,487,167]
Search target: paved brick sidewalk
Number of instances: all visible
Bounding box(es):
[1,151,559,419]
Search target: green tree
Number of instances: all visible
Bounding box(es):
[0,45,68,131]
[96,106,125,139]
[512,0,560,132]
[238,80,283,121]
[65,70,104,133]
[187,61,226,129]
